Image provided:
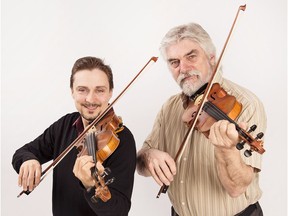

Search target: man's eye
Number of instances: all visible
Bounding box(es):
[170,61,179,68]
[96,88,106,94]
[77,88,87,93]
[187,55,197,61]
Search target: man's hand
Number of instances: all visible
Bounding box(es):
[73,155,95,189]
[209,120,247,150]
[137,148,176,186]
[18,159,41,191]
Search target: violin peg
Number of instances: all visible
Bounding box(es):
[91,195,99,203]
[236,141,245,150]
[105,177,115,186]
[103,167,111,176]
[248,125,257,133]
[256,132,264,139]
[244,149,252,157]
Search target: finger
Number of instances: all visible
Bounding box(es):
[154,164,171,186]
[21,168,29,191]
[212,121,223,145]
[81,162,95,177]
[79,155,93,167]
[34,167,42,187]
[239,122,248,130]
[96,161,104,174]
[148,163,164,186]
[211,120,227,146]
[28,166,36,191]
[219,121,229,142]
[73,157,81,175]
[159,164,174,183]
[208,124,216,143]
[18,166,24,187]
[164,156,177,175]
[226,123,239,144]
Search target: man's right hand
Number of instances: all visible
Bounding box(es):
[18,159,41,191]
[137,148,176,186]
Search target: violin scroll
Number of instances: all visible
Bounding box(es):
[235,125,265,157]
[90,162,115,203]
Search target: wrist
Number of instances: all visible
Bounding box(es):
[214,146,241,164]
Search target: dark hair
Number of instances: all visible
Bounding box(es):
[70,56,114,90]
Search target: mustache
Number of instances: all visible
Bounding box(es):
[177,70,202,85]
[82,102,101,108]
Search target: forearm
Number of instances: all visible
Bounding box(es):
[12,144,39,173]
[215,147,254,197]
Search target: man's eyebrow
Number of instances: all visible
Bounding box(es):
[184,49,197,57]
[95,86,107,89]
[76,86,88,89]
[167,58,178,63]
[167,49,197,62]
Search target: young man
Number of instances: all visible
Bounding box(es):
[12,56,136,216]
[137,23,266,216]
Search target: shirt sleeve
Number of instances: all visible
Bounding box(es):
[11,122,56,173]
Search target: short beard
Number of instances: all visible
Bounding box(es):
[81,102,101,123]
[177,70,211,96]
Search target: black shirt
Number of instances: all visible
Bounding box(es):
[12,112,136,216]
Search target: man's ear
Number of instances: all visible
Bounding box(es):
[108,89,113,100]
[71,88,75,99]
[209,55,215,66]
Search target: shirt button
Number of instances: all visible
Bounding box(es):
[183,157,187,161]
[180,180,184,184]
[182,202,185,206]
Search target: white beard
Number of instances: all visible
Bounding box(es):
[177,70,212,96]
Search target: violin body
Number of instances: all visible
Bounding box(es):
[182,83,242,136]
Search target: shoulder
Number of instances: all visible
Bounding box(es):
[110,125,136,162]
[117,126,135,145]
[48,112,80,131]
[53,112,80,125]
[161,93,184,113]
[222,78,266,130]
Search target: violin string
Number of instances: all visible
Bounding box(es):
[203,102,252,142]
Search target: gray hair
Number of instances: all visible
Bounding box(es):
[159,23,216,61]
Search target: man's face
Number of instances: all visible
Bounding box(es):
[71,69,112,127]
[165,39,215,96]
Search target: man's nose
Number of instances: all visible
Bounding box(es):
[179,60,192,74]
[85,91,97,103]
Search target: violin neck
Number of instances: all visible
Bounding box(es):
[85,133,97,162]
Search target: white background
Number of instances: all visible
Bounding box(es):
[1,0,287,215]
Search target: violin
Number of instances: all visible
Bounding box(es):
[76,107,123,202]
[182,82,265,157]
[157,4,265,198]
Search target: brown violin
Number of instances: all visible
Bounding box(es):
[182,82,265,157]
[76,107,123,202]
